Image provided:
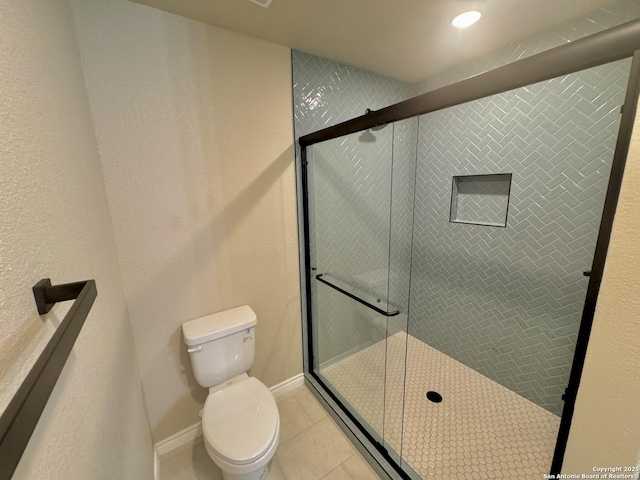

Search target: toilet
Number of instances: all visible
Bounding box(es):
[182,305,280,480]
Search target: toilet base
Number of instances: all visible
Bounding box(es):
[221,464,268,480]
[205,416,279,480]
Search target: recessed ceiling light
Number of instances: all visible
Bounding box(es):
[452,11,482,28]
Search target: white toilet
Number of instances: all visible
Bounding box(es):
[182,305,280,480]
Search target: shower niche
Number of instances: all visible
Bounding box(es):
[449,173,512,227]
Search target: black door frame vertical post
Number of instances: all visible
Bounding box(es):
[550,49,640,476]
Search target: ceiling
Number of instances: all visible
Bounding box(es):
[131,0,620,83]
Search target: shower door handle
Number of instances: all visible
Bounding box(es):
[315,274,400,317]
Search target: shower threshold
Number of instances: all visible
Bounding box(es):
[321,332,560,479]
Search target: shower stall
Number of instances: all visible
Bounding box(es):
[297,20,640,480]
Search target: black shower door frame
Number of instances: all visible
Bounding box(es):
[298,18,640,480]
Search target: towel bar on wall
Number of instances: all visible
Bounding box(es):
[0,278,97,480]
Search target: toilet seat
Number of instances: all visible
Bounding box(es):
[202,377,279,465]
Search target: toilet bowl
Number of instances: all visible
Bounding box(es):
[182,306,280,480]
[202,375,279,480]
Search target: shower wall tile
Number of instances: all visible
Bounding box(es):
[310,130,394,295]
[292,51,413,363]
[293,51,414,137]
[409,59,631,415]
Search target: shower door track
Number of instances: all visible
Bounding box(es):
[299,18,640,479]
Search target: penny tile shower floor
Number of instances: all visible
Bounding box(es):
[322,332,561,479]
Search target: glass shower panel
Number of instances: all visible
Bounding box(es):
[401,58,632,478]
[382,117,418,461]
[307,123,397,450]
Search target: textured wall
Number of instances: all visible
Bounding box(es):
[70,0,302,442]
[292,51,414,365]
[0,0,153,478]
[409,59,630,416]
[562,102,640,475]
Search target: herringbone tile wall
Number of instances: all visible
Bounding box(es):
[292,51,414,135]
[409,59,631,415]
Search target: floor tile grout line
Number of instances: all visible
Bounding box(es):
[296,389,330,426]
[320,461,349,480]
[277,409,350,457]
[271,455,290,480]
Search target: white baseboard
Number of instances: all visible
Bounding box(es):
[154,448,160,480]
[270,372,304,398]
[154,373,305,460]
[155,422,203,459]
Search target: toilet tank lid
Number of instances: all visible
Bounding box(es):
[182,305,257,346]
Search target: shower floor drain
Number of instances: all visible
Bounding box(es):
[426,391,443,403]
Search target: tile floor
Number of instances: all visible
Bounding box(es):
[322,332,561,479]
[159,385,379,480]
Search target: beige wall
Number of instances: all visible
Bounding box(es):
[69,0,302,441]
[0,0,154,478]
[563,104,640,472]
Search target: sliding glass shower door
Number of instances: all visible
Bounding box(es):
[300,29,639,478]
[306,118,415,460]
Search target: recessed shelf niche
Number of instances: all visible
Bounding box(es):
[449,173,512,227]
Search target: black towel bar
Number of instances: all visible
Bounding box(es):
[0,278,97,480]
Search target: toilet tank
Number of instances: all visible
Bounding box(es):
[182,305,257,388]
